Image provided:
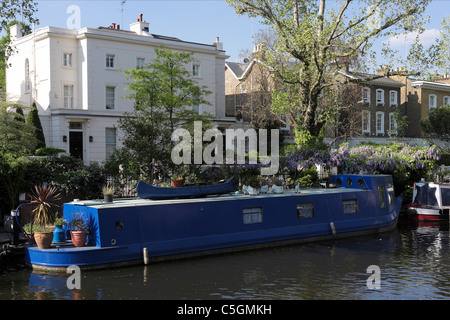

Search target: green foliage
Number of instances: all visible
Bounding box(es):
[112,47,213,183]
[0,153,30,209]
[281,142,441,202]
[226,0,431,145]
[0,102,37,155]
[0,20,33,96]
[420,105,450,150]
[25,102,45,150]
[34,147,66,156]
[24,154,107,200]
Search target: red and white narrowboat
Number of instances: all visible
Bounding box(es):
[407,180,450,221]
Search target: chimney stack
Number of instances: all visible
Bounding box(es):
[130,14,150,36]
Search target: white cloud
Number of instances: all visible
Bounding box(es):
[386,28,441,47]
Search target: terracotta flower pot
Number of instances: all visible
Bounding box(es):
[34,231,53,249]
[70,230,88,247]
[171,179,183,187]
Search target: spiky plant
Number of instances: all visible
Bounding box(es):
[31,184,61,227]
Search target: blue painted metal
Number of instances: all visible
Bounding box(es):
[24,174,402,271]
[136,176,239,200]
[52,225,66,243]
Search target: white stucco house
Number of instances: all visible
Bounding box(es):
[6,14,234,164]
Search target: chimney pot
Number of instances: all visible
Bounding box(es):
[139,14,143,22]
[112,23,116,29]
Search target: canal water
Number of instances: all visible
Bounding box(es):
[1,217,450,300]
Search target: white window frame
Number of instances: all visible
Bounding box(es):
[444,96,450,106]
[376,111,384,134]
[362,110,370,133]
[389,112,397,134]
[389,90,398,106]
[193,105,201,114]
[25,59,30,92]
[63,84,74,108]
[105,127,117,158]
[362,87,370,103]
[63,53,73,68]
[136,57,145,69]
[106,54,115,69]
[192,64,200,77]
[429,94,437,109]
[376,89,384,105]
[106,86,115,110]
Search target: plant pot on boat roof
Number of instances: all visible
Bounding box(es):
[68,213,90,247]
[52,217,66,244]
[102,185,114,203]
[31,184,61,249]
[243,175,261,196]
[171,174,184,187]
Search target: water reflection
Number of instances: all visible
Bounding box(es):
[1,218,450,300]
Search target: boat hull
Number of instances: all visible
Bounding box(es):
[407,207,444,221]
[24,174,402,272]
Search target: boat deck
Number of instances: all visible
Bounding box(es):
[70,187,366,208]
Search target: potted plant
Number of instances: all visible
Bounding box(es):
[31,184,61,249]
[67,213,90,247]
[271,176,284,194]
[23,223,35,244]
[102,185,114,203]
[52,217,66,243]
[244,175,261,196]
[171,174,184,187]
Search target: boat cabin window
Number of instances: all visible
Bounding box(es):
[243,207,263,224]
[378,185,386,208]
[343,199,359,214]
[297,203,314,219]
[387,182,395,206]
[441,188,450,206]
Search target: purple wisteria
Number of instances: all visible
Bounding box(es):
[281,143,441,175]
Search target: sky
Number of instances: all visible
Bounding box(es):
[25,0,450,64]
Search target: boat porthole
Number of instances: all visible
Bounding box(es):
[346,178,353,186]
[336,178,342,186]
[357,178,364,186]
[115,221,124,231]
[111,239,116,245]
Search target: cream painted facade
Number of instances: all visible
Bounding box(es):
[6,15,233,164]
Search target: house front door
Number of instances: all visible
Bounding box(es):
[69,131,83,160]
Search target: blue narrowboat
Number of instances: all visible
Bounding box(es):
[24,174,402,271]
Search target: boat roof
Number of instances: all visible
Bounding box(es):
[66,187,366,209]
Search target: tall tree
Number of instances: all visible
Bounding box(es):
[25,101,46,150]
[420,104,450,150]
[115,47,212,180]
[0,102,38,209]
[226,0,431,146]
[0,21,32,98]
